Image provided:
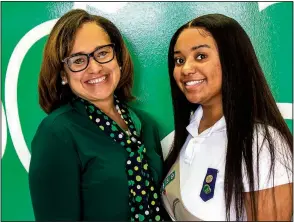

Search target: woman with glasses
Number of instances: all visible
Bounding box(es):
[29,9,166,221]
[162,14,292,221]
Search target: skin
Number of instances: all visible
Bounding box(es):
[174,27,293,220]
[173,28,223,134]
[62,22,128,131]
[245,183,293,221]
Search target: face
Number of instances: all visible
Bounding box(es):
[173,28,222,106]
[62,22,121,105]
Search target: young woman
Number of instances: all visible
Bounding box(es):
[162,13,292,221]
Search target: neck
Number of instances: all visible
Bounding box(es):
[198,97,223,134]
[91,96,116,116]
[201,103,223,124]
[90,96,129,132]
[201,95,223,124]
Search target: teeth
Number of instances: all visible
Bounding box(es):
[185,79,204,86]
[87,76,106,84]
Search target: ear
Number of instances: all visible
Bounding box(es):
[60,71,68,83]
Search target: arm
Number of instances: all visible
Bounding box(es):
[243,125,293,221]
[29,124,81,221]
[244,183,293,221]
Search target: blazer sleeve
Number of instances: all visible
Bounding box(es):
[29,122,81,221]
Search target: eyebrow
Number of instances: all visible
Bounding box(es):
[70,44,110,57]
[174,44,211,54]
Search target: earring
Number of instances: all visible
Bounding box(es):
[119,66,122,70]
[61,80,67,85]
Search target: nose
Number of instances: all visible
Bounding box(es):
[87,57,102,74]
[182,58,196,76]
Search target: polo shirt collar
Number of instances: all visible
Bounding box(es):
[186,105,226,138]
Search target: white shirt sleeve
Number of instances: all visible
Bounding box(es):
[242,124,292,192]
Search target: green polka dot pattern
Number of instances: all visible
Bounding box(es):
[80,96,163,221]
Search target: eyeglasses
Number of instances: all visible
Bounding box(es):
[62,43,115,72]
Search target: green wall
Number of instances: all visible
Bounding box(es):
[1,2,292,220]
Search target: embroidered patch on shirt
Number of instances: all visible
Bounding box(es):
[200,168,218,202]
[161,171,175,193]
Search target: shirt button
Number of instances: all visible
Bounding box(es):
[193,138,204,144]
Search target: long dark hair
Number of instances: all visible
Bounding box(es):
[165,13,292,220]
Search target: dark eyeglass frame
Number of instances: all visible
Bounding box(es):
[62,43,116,72]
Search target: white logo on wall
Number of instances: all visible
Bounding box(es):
[2,101,7,158]
[3,2,291,171]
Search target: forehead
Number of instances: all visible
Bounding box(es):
[71,22,111,53]
[174,28,217,51]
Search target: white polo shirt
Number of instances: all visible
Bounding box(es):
[176,105,292,221]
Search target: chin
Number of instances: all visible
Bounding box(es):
[188,100,201,104]
[185,94,202,104]
[80,91,113,102]
[93,93,113,101]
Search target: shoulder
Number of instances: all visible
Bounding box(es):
[253,124,290,151]
[30,103,83,163]
[34,103,75,139]
[128,106,158,127]
[253,123,279,138]
[251,123,292,165]
[242,123,292,191]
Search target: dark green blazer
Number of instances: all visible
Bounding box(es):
[29,99,164,221]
